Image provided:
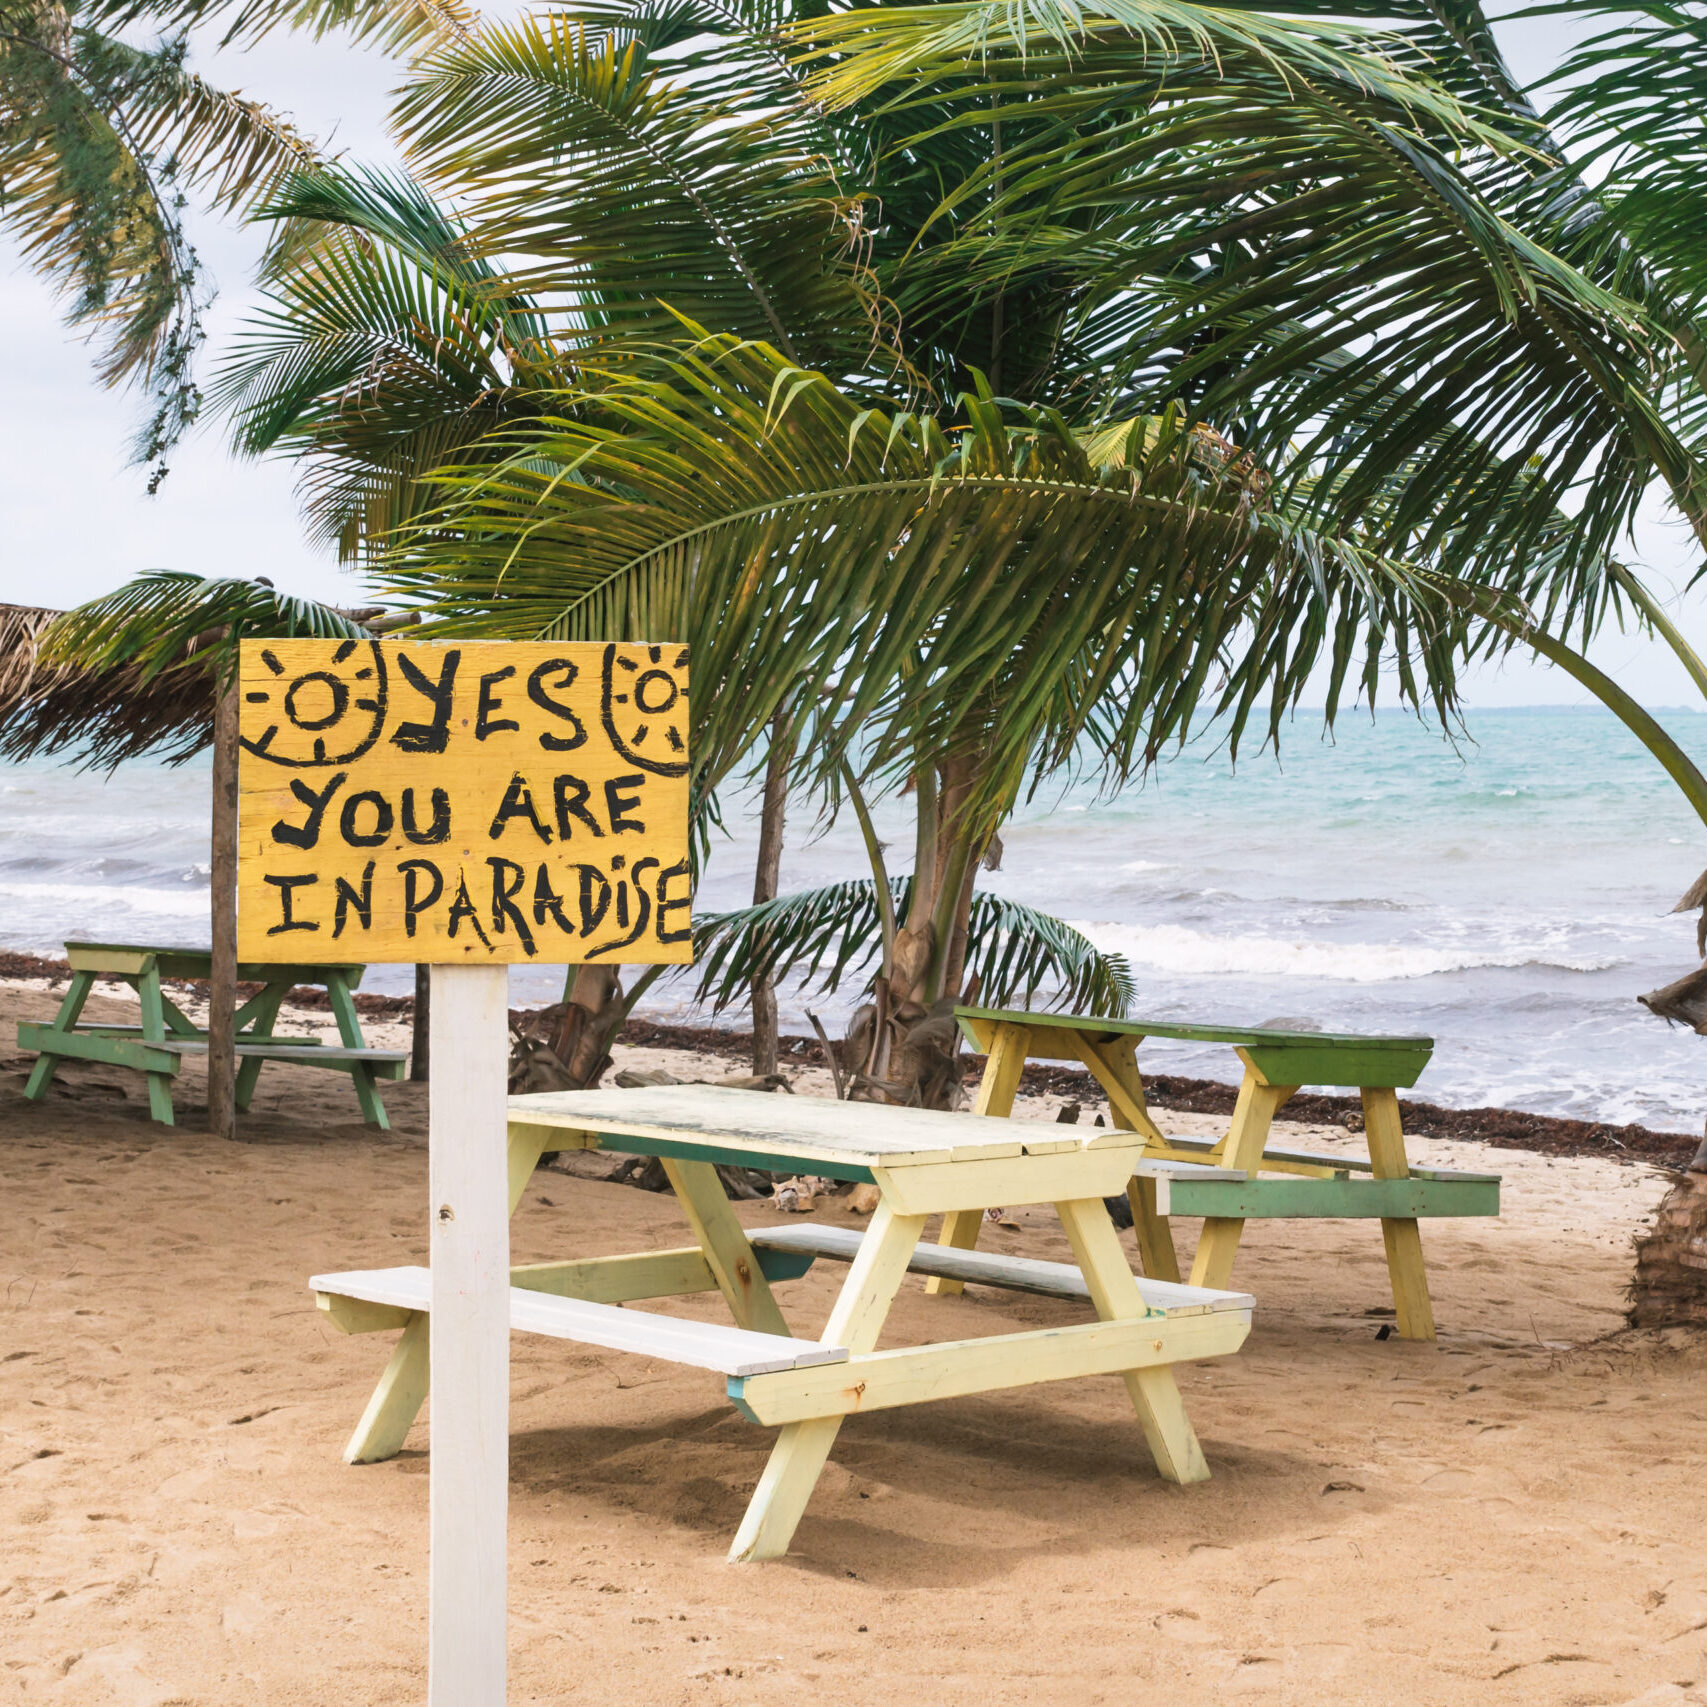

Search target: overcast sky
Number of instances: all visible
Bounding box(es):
[2,6,1703,711]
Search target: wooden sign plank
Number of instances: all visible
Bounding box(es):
[236,638,691,964]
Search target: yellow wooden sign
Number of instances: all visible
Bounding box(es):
[236,638,692,964]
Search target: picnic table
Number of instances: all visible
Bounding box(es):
[312,1085,1255,1562]
[951,1007,1501,1340]
[17,940,406,1128]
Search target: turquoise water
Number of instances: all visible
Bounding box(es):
[6,705,1707,1128]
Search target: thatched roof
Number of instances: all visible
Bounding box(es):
[0,604,57,707]
[0,600,218,769]
[0,578,397,772]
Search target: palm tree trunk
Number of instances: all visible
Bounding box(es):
[750,716,792,1076]
[208,676,238,1139]
[546,963,626,1087]
[938,845,982,1006]
[922,752,983,1004]
[885,758,952,1016]
[1630,1155,1707,1327]
[848,750,1004,1110]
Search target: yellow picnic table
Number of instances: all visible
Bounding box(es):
[17,940,406,1127]
[311,1086,1255,1562]
[951,1006,1501,1340]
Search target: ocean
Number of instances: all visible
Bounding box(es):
[5,705,1707,1131]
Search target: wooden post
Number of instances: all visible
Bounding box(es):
[428,963,511,1707]
[208,675,239,1139]
[412,963,431,1081]
[230,636,692,1695]
[1361,1086,1436,1340]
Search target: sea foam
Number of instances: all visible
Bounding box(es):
[1071,921,1622,982]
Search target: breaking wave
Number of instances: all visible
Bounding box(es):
[1069,921,1622,982]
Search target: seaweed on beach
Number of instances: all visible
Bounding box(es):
[2,947,1693,1170]
[614,1015,1700,1173]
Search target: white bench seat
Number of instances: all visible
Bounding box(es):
[747,1226,1254,1317]
[310,1265,848,1378]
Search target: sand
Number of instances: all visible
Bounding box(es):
[4,975,1706,1707]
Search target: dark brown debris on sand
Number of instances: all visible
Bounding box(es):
[3,947,1692,1171]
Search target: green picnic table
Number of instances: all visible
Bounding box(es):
[952,1006,1501,1340]
[18,941,406,1128]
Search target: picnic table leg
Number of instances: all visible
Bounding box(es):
[1057,1037,1180,1280]
[345,1313,431,1464]
[1362,1087,1436,1341]
[1187,1064,1296,1290]
[327,971,389,1130]
[730,1201,928,1562]
[135,965,178,1126]
[662,1158,791,1336]
[1056,1196,1208,1484]
[1188,1065,1290,1283]
[927,1021,1031,1296]
[158,990,205,1037]
[1094,1041,1182,1285]
[233,981,290,1111]
[1128,1176,1181,1285]
[340,1127,552,1465]
[1067,1037,1167,1144]
[22,970,94,1101]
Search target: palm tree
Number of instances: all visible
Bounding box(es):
[381,328,1484,1096]
[806,0,1707,1280]
[0,0,466,478]
[806,0,1699,544]
[216,1,1524,1096]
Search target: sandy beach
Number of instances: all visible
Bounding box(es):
[4,974,1705,1707]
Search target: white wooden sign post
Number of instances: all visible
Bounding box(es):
[233,637,691,1705]
[428,962,511,1703]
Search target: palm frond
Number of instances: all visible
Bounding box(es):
[794,1,1705,581]
[36,568,371,676]
[379,332,1458,810]
[96,41,330,212]
[693,877,1135,1015]
[795,0,1474,120]
[212,167,559,558]
[393,14,880,372]
[1534,1,1707,315]
[1,27,203,464]
[2,573,374,769]
[0,15,324,466]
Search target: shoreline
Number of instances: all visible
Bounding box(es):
[6,947,1694,1170]
[621,1017,1701,1173]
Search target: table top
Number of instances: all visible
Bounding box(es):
[65,941,366,982]
[956,1005,1434,1088]
[509,1085,1145,1176]
[957,1005,1432,1051]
